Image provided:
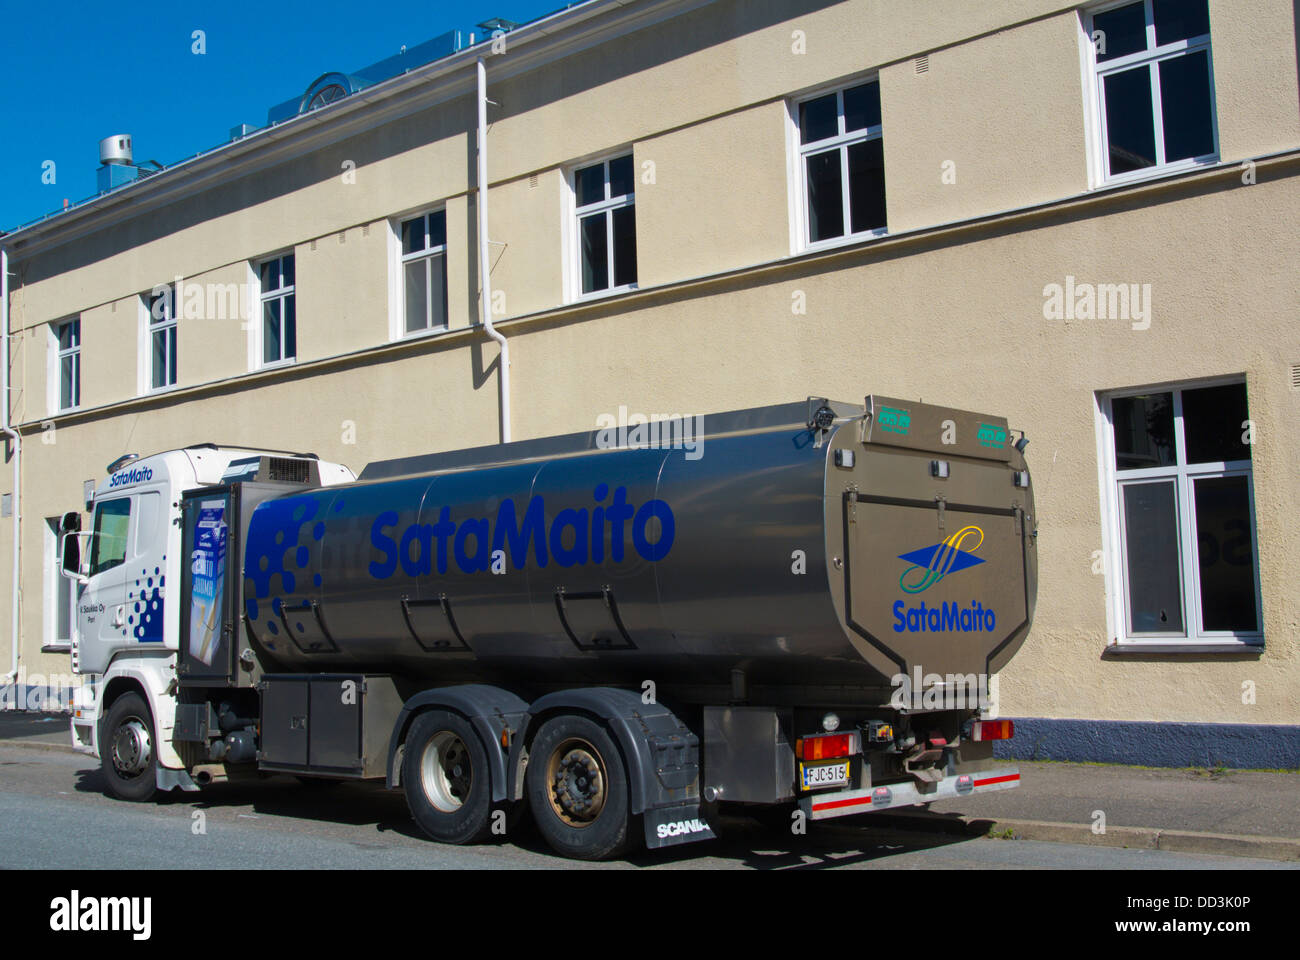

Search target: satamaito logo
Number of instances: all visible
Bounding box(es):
[108,466,153,489]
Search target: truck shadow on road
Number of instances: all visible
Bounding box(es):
[74,767,429,838]
[72,766,984,867]
[644,816,986,870]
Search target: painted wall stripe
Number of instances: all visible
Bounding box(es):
[994,717,1300,769]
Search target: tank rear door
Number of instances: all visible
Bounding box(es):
[833,397,1036,684]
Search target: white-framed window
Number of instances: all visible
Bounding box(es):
[1096,378,1261,650]
[257,253,296,366]
[1086,0,1218,184]
[398,209,448,336]
[51,317,81,412]
[43,517,73,652]
[569,153,637,299]
[145,284,178,390]
[791,78,887,250]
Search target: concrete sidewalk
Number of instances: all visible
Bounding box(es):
[3,711,1297,860]
[929,759,1299,837]
[870,759,1300,861]
[0,712,76,748]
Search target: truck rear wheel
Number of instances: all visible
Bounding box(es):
[100,692,158,802]
[402,710,495,845]
[527,715,632,861]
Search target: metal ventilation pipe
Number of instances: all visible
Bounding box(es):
[477,57,510,443]
[1,245,20,690]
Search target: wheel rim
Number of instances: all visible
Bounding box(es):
[111,716,151,778]
[420,730,473,813]
[545,738,607,828]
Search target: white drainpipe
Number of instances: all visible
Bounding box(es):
[1,245,20,690]
[477,56,511,443]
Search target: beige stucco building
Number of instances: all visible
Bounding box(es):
[2,0,1297,766]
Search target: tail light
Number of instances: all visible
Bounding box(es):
[797,732,860,761]
[969,719,1015,741]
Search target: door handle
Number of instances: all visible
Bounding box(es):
[113,605,125,627]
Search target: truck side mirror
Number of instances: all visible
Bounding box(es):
[60,513,83,578]
[60,533,82,577]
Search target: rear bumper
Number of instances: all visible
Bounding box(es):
[799,765,1020,821]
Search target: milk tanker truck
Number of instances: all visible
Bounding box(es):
[61,395,1036,860]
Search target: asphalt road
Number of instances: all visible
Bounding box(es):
[1,746,1294,870]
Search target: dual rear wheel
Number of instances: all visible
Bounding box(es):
[402,710,633,860]
[527,714,631,861]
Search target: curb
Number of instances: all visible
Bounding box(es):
[985,818,1300,862]
[0,737,84,756]
[871,811,1300,862]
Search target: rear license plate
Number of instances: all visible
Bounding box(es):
[801,761,850,790]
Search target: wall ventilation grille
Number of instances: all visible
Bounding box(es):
[914,55,930,75]
[1291,362,1300,390]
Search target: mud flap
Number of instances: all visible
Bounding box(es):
[521,688,715,849]
[643,803,717,849]
[157,766,200,792]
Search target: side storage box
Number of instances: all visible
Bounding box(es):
[702,706,796,803]
[259,674,403,778]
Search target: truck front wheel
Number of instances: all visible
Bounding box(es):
[402,710,495,845]
[100,692,158,802]
[526,715,632,861]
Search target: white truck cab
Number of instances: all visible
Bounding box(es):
[63,444,354,796]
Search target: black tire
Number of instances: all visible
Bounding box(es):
[100,692,158,802]
[402,710,495,845]
[526,714,633,861]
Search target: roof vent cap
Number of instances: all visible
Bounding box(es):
[99,135,133,166]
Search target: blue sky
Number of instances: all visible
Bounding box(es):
[1,0,566,231]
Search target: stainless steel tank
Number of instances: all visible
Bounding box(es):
[241,398,1037,704]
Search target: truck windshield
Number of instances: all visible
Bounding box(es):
[89,498,131,576]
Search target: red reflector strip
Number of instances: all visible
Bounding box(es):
[811,795,873,812]
[973,773,1020,788]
